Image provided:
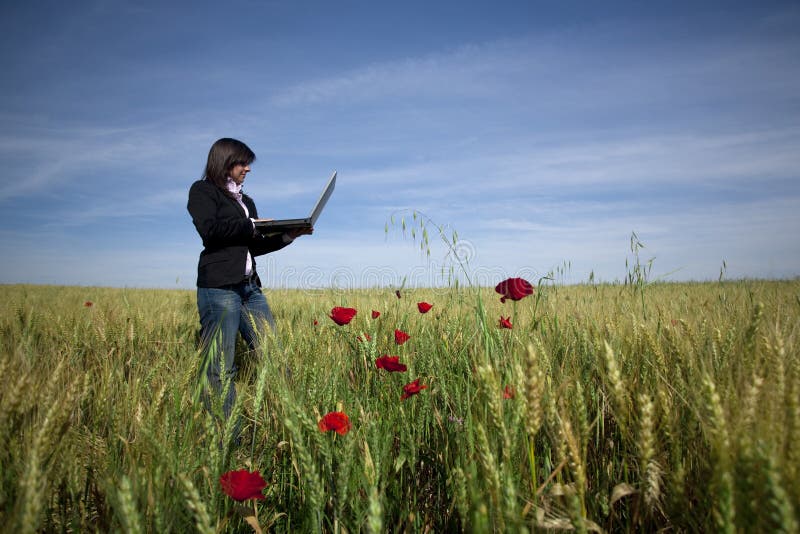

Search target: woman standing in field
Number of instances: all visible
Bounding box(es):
[187,138,311,433]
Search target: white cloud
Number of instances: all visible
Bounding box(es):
[0,121,214,201]
[270,40,523,107]
[341,127,800,206]
[269,24,800,117]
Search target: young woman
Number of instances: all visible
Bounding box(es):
[187,138,311,427]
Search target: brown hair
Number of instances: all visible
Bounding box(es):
[202,138,256,194]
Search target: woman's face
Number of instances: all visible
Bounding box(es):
[228,162,251,184]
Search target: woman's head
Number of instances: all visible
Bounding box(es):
[203,138,256,190]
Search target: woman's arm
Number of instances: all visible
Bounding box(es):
[188,181,253,247]
[249,227,314,256]
[249,232,293,257]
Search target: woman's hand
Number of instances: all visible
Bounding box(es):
[287,226,314,239]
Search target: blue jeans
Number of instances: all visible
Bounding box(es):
[197,278,276,421]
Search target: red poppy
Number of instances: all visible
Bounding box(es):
[499,316,513,329]
[395,289,402,299]
[313,319,319,326]
[372,310,381,319]
[401,378,428,400]
[375,355,407,372]
[329,307,357,326]
[495,278,533,303]
[219,470,267,501]
[417,302,433,314]
[358,333,372,342]
[394,329,410,345]
[503,385,515,399]
[84,301,93,307]
[318,411,352,435]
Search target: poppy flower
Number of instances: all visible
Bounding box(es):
[394,329,410,345]
[499,316,513,329]
[84,301,93,307]
[495,277,533,303]
[329,307,357,326]
[395,289,402,299]
[313,319,319,326]
[219,470,267,501]
[358,333,372,342]
[417,302,433,314]
[503,385,515,399]
[372,310,381,319]
[375,355,407,372]
[401,378,428,400]
[318,411,352,435]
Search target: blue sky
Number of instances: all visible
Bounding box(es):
[1,0,799,288]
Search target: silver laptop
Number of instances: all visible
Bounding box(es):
[253,171,336,233]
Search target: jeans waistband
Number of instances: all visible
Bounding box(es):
[213,274,257,290]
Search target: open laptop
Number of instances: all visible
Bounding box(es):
[253,171,336,233]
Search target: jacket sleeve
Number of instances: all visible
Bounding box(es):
[249,233,291,257]
[188,182,253,247]
[244,198,292,256]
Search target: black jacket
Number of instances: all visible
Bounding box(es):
[187,179,290,287]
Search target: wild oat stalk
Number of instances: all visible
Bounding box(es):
[362,441,383,534]
[740,372,763,440]
[759,444,799,533]
[179,473,215,534]
[766,327,787,440]
[476,363,508,454]
[637,393,661,512]
[560,415,587,521]
[743,302,764,359]
[524,343,545,439]
[450,466,469,527]
[786,355,800,501]
[283,416,324,527]
[366,485,383,534]
[15,369,82,534]
[602,341,629,431]
[115,475,142,534]
[523,342,546,499]
[475,425,504,532]
[703,375,735,534]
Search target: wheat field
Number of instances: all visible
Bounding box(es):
[1,280,798,532]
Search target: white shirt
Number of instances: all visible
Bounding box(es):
[225,178,255,276]
[225,177,294,278]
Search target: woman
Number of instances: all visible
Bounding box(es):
[187,138,311,426]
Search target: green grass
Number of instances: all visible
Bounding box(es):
[1,280,799,532]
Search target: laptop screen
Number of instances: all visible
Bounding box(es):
[310,171,336,224]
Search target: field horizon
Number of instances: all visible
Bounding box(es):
[4,272,799,292]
